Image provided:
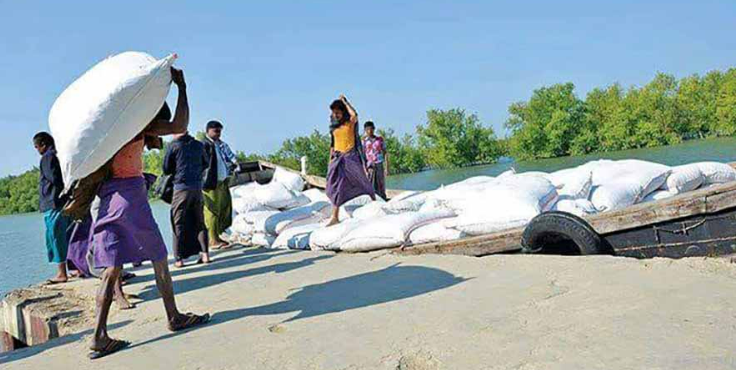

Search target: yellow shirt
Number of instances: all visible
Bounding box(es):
[333,121,356,153]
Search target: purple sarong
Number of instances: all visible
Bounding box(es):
[67,216,93,277]
[326,149,375,207]
[93,176,168,268]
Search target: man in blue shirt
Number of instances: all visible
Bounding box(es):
[163,132,211,267]
[33,132,71,284]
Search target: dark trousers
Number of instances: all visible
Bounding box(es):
[171,189,209,260]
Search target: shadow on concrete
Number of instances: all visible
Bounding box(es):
[0,320,132,365]
[131,263,468,349]
[136,253,332,301]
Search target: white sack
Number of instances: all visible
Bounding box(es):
[50,52,176,191]
[693,162,736,184]
[351,201,390,220]
[262,201,331,235]
[232,196,273,215]
[338,208,456,252]
[272,167,305,192]
[547,168,593,200]
[271,223,322,250]
[253,182,310,209]
[310,219,364,251]
[383,192,428,213]
[389,190,422,203]
[408,220,465,245]
[230,214,255,236]
[231,182,261,199]
[662,164,704,194]
[303,188,330,203]
[340,195,384,219]
[251,233,276,247]
[444,176,558,236]
[552,198,599,217]
[641,190,675,203]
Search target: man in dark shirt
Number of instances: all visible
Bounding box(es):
[33,132,72,284]
[163,132,211,267]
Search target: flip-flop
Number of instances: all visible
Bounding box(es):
[168,313,211,332]
[44,279,67,285]
[121,272,137,281]
[88,339,130,360]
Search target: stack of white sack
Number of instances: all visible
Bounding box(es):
[49,51,177,191]
[314,208,456,252]
[339,195,385,220]
[440,175,559,236]
[258,201,331,235]
[584,160,671,211]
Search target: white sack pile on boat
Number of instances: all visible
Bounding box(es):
[225,160,735,252]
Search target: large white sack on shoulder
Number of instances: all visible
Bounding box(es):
[693,162,736,184]
[310,218,364,250]
[662,164,704,194]
[303,188,329,203]
[641,190,675,203]
[338,209,456,252]
[351,201,390,220]
[272,223,322,250]
[547,168,593,200]
[251,233,276,247]
[408,220,465,245]
[272,167,305,192]
[552,198,598,217]
[50,52,176,191]
[264,201,331,235]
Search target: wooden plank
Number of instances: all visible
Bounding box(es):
[585,182,735,235]
[706,186,737,213]
[397,227,525,256]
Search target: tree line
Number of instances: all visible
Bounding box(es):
[1,68,733,215]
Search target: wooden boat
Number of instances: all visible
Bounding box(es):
[233,160,736,259]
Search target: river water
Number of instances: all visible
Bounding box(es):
[0,137,734,296]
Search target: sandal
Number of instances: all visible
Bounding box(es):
[121,272,137,281]
[168,313,211,332]
[88,339,130,360]
[44,278,67,285]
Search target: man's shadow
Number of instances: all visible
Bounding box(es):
[136,254,333,300]
[129,263,469,350]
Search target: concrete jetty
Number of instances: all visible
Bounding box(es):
[1,246,734,369]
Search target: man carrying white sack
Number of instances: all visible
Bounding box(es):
[81,68,210,359]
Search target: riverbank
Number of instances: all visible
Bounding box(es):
[1,245,734,369]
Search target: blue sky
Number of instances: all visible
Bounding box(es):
[0,0,734,177]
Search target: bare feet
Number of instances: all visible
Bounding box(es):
[325,217,340,227]
[115,295,135,310]
[198,253,211,264]
[174,260,185,268]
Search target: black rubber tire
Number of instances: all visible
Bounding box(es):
[522,211,602,255]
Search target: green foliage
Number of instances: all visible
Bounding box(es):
[417,109,502,168]
[507,68,736,160]
[0,169,41,215]
[380,129,426,174]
